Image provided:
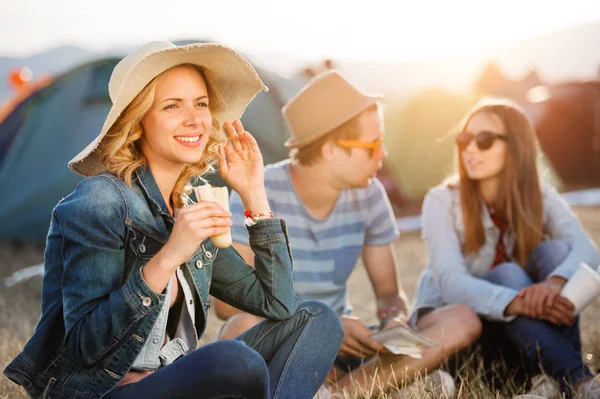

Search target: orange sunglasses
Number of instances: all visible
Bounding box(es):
[335,138,384,158]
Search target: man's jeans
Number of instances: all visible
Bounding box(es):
[481,240,593,391]
[106,301,343,399]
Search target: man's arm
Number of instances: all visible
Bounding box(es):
[362,243,410,327]
[212,242,255,320]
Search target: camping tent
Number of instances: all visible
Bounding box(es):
[0,54,301,241]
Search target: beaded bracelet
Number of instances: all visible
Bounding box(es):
[244,210,274,227]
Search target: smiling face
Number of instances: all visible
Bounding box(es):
[460,111,509,182]
[140,66,213,172]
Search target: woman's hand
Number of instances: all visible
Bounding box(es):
[518,280,563,318]
[142,202,232,294]
[160,202,232,267]
[218,120,265,196]
[540,297,575,326]
[505,278,575,325]
[517,277,571,319]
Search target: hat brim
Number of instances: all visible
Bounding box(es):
[284,93,381,149]
[69,43,268,177]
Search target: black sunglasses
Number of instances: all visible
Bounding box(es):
[456,131,508,151]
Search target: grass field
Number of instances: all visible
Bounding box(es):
[1,206,599,398]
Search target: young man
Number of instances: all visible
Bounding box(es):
[214,71,481,396]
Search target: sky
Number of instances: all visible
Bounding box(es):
[1,0,599,63]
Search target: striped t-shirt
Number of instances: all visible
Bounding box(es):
[229,159,399,315]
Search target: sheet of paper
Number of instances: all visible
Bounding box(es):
[383,344,424,358]
[371,325,439,357]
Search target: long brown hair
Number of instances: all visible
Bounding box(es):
[101,64,226,208]
[457,99,543,266]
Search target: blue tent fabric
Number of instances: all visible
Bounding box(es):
[0,97,30,165]
[0,59,118,241]
[0,56,298,242]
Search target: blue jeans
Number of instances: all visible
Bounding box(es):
[106,301,343,399]
[482,240,592,391]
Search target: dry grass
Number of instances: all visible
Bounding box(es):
[1,206,599,398]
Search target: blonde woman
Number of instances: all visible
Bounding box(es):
[3,41,343,399]
[411,99,599,398]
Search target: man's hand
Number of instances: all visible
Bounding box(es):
[380,305,409,330]
[339,315,384,358]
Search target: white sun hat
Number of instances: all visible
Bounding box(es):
[68,40,268,176]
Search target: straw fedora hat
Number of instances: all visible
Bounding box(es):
[68,41,268,177]
[282,70,381,149]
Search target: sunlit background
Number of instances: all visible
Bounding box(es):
[2,0,600,62]
[3,0,600,86]
[1,0,600,239]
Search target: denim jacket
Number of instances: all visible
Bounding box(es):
[4,166,298,399]
[413,183,599,321]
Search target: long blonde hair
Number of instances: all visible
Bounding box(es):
[456,99,543,266]
[101,64,226,208]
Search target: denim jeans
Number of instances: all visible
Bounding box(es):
[481,240,593,391]
[105,301,343,399]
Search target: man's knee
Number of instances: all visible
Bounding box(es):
[218,313,262,340]
[451,304,482,344]
[417,305,481,354]
[440,304,482,349]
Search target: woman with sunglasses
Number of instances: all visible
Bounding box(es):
[411,99,599,398]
